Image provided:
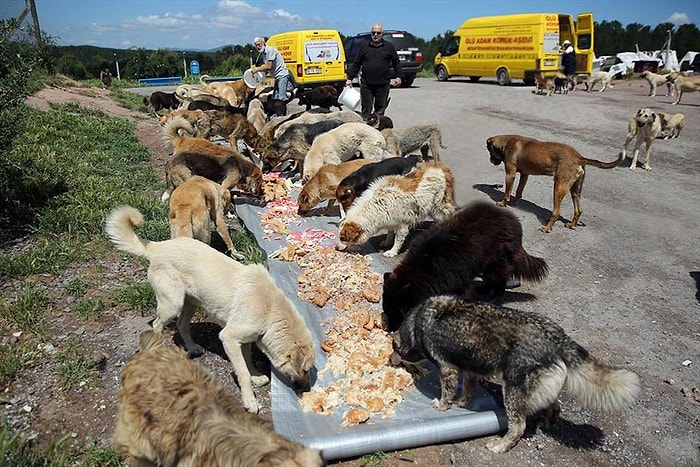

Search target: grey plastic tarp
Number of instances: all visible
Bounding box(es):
[233,185,506,461]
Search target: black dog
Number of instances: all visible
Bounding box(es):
[382,201,549,331]
[297,85,342,111]
[335,153,430,213]
[365,113,394,130]
[144,91,179,113]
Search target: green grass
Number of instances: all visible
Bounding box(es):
[72,297,106,320]
[0,343,38,387]
[65,278,88,298]
[358,451,390,466]
[0,287,50,335]
[53,341,101,391]
[113,282,156,315]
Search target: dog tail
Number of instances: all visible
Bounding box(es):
[513,250,549,283]
[162,115,192,150]
[105,205,150,257]
[583,152,623,169]
[563,342,641,412]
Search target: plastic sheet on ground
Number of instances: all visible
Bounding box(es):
[233,182,506,461]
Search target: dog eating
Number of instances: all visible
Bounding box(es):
[390,295,641,453]
[486,135,622,232]
[382,201,548,331]
[337,161,456,257]
[297,159,374,216]
[106,206,316,414]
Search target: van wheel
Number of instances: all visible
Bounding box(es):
[497,68,511,86]
[469,76,481,82]
[436,66,448,81]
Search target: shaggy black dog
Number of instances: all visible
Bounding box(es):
[382,201,549,331]
[144,91,179,112]
[297,85,342,111]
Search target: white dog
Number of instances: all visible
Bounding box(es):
[105,206,315,414]
[640,70,674,97]
[584,71,613,92]
[622,108,662,171]
[336,161,457,257]
[302,122,389,182]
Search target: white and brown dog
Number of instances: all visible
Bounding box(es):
[337,161,457,257]
[622,108,662,171]
[640,70,674,97]
[584,71,613,92]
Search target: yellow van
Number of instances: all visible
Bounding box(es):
[265,29,347,92]
[434,13,594,85]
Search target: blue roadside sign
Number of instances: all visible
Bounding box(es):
[190,60,200,76]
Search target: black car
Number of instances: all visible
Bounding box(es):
[343,30,423,87]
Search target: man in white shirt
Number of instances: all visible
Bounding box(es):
[253,36,292,116]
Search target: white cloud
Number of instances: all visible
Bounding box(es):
[666,12,690,26]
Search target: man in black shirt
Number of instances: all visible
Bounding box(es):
[346,23,402,119]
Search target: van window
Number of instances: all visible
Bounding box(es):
[304,40,341,62]
[442,36,460,56]
[577,34,591,50]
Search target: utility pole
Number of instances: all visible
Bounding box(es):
[114,53,121,80]
[183,52,187,79]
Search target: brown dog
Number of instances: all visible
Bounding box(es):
[533,72,554,96]
[169,175,243,259]
[486,135,622,232]
[297,159,374,216]
[162,115,263,202]
[113,331,324,466]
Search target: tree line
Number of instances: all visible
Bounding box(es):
[10,19,700,81]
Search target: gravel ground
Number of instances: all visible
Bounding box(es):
[6,75,699,466]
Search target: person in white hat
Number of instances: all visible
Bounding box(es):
[560,39,576,91]
[252,36,292,116]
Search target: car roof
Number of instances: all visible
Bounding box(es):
[349,30,414,37]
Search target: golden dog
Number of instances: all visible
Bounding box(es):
[622,108,662,171]
[640,70,674,97]
[161,115,263,201]
[113,331,324,466]
[169,175,243,260]
[658,112,685,139]
[666,72,700,105]
[200,74,254,107]
[486,135,622,232]
[106,206,316,414]
[297,159,374,216]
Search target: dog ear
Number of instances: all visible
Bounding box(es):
[652,112,657,122]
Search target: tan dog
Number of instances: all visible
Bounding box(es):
[658,112,685,139]
[622,108,662,171]
[297,159,374,215]
[640,70,674,97]
[113,331,324,466]
[106,206,316,414]
[200,75,253,107]
[486,135,622,232]
[168,176,243,260]
[584,71,613,92]
[533,72,554,96]
[247,98,267,134]
[666,73,700,105]
[161,115,263,201]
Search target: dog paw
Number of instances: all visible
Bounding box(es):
[431,398,451,411]
[382,250,399,258]
[186,344,205,358]
[251,375,270,387]
[242,395,260,414]
[486,438,514,453]
[538,225,552,233]
[629,166,637,171]
[496,200,508,207]
[643,165,652,171]
[228,250,246,261]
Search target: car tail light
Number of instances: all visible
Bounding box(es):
[416,52,423,63]
[296,64,302,77]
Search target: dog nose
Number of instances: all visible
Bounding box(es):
[389,351,403,366]
[293,373,311,392]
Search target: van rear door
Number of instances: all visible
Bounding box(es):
[575,13,594,74]
[300,31,345,87]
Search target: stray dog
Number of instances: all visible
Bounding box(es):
[382,201,548,331]
[106,206,316,414]
[666,72,700,105]
[486,135,622,232]
[553,72,572,94]
[297,85,342,111]
[382,123,445,160]
[168,175,243,260]
[144,91,179,114]
[640,70,674,97]
[200,74,253,108]
[113,331,324,466]
[297,159,374,216]
[390,295,641,453]
[247,98,267,134]
[365,113,394,130]
[658,112,685,139]
[161,115,263,201]
[337,161,457,257]
[584,71,613,92]
[621,108,662,171]
[533,72,554,96]
[335,154,430,215]
[303,122,389,182]
[262,119,346,172]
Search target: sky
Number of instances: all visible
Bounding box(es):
[5,0,699,51]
